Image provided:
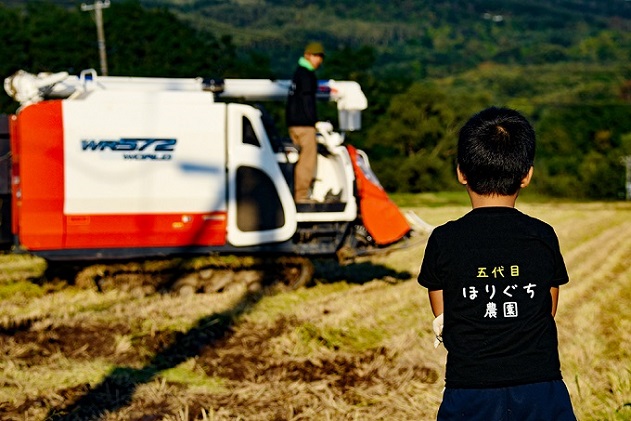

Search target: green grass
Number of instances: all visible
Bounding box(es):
[390,191,469,207]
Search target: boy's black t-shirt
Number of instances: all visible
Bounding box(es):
[418,207,569,388]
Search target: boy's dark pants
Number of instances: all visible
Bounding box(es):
[437,380,576,421]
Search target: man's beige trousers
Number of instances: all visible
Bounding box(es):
[289,126,317,201]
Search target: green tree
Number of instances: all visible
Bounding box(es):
[105,1,217,77]
[579,150,625,199]
[0,5,27,76]
[0,5,28,112]
[365,82,490,192]
[573,30,626,63]
[535,104,631,198]
[23,2,95,73]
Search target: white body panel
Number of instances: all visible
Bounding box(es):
[226,104,297,246]
[303,142,358,223]
[63,90,227,215]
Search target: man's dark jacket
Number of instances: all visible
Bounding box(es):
[286,64,318,127]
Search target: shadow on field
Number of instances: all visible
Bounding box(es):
[314,258,413,285]
[46,290,262,420]
[42,258,411,420]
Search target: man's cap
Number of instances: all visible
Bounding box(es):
[304,42,325,56]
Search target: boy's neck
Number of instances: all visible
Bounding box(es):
[467,189,519,209]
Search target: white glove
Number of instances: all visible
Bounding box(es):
[432,313,444,348]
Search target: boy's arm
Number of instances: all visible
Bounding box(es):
[428,289,444,317]
[428,290,445,348]
[550,287,559,317]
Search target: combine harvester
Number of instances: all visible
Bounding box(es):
[0,69,432,293]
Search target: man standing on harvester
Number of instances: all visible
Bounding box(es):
[286,41,325,204]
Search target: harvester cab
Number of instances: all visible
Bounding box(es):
[1,69,430,268]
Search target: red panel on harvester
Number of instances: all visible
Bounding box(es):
[13,90,230,252]
[63,213,227,247]
[14,101,65,249]
[347,145,410,245]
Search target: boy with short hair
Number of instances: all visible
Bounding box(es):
[418,107,576,420]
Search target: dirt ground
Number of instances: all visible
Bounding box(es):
[0,257,440,420]
[1,309,439,420]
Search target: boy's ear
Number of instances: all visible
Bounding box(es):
[456,165,467,185]
[520,166,534,188]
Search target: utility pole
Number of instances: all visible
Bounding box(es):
[81,0,110,76]
[622,156,631,200]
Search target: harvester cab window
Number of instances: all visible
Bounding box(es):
[255,104,291,153]
[242,116,260,147]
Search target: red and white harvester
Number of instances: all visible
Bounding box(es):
[0,69,430,290]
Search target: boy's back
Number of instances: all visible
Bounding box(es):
[420,206,567,388]
[417,106,576,420]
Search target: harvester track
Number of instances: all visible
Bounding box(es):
[43,255,315,296]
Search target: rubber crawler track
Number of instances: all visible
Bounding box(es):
[44,255,316,296]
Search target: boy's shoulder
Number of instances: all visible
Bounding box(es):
[433,207,556,239]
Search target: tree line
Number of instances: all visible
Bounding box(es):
[1,0,630,199]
